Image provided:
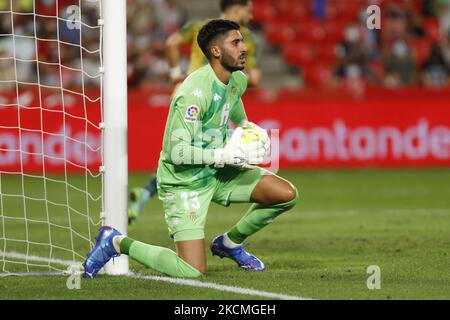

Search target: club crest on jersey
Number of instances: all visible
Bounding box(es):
[187,212,198,222]
[184,105,200,123]
[231,86,237,95]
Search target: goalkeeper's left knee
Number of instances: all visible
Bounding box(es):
[279,185,300,211]
[270,184,300,213]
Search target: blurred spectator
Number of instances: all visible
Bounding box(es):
[0,0,187,90]
[153,0,187,35]
[382,3,410,48]
[334,21,379,87]
[405,2,426,37]
[0,41,15,91]
[127,0,186,87]
[335,24,368,79]
[1,0,450,91]
[313,0,326,19]
[436,0,450,40]
[358,2,381,56]
[421,43,450,86]
[422,0,439,16]
[443,30,450,65]
[383,39,417,87]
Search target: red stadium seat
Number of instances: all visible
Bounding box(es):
[302,63,334,88]
[252,0,277,23]
[334,1,362,22]
[276,0,311,22]
[296,19,327,44]
[283,43,316,66]
[410,38,431,67]
[264,21,296,45]
[317,43,338,64]
[325,3,339,20]
[324,20,348,43]
[424,18,442,43]
[412,0,422,13]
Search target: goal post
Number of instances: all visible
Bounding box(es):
[102,0,128,275]
[0,0,128,275]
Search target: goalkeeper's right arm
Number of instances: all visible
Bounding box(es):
[165,32,186,85]
[169,127,265,168]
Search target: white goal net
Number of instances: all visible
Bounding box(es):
[0,0,105,274]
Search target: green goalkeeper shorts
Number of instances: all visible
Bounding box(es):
[158,166,267,242]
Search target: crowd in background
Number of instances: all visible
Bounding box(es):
[0,0,187,92]
[0,0,105,92]
[127,0,187,87]
[1,0,450,92]
[330,0,450,88]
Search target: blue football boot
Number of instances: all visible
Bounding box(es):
[210,235,265,271]
[83,226,121,278]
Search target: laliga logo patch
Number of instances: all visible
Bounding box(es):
[184,105,199,123]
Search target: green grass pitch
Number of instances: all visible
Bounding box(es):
[1,169,449,299]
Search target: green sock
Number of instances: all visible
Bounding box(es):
[119,237,134,255]
[227,188,299,244]
[120,237,202,278]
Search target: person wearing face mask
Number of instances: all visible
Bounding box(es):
[335,24,370,84]
[383,39,417,87]
[422,43,450,87]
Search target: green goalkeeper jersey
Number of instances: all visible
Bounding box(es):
[157,64,248,188]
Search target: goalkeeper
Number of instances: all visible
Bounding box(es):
[127,0,261,225]
[83,19,299,278]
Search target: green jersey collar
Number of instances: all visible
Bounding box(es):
[207,64,228,89]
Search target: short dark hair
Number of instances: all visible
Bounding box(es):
[197,19,240,60]
[220,0,249,12]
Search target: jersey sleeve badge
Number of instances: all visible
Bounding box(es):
[184,105,200,123]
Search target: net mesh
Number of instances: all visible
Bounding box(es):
[0,0,103,273]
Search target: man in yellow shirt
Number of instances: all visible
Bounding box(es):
[128,0,262,224]
[166,0,261,87]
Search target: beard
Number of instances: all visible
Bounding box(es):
[220,52,245,73]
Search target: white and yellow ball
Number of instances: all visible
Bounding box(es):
[240,127,263,145]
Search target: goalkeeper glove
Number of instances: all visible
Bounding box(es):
[214,127,266,168]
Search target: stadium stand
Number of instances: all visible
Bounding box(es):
[1,0,449,93]
[253,0,450,90]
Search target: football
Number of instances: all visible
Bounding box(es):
[240,127,263,145]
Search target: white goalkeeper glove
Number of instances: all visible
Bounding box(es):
[240,121,271,158]
[214,127,266,168]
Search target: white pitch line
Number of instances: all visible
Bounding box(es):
[126,273,308,300]
[300,208,450,216]
[0,250,80,267]
[0,251,309,300]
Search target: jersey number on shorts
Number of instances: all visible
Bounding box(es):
[180,191,200,211]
